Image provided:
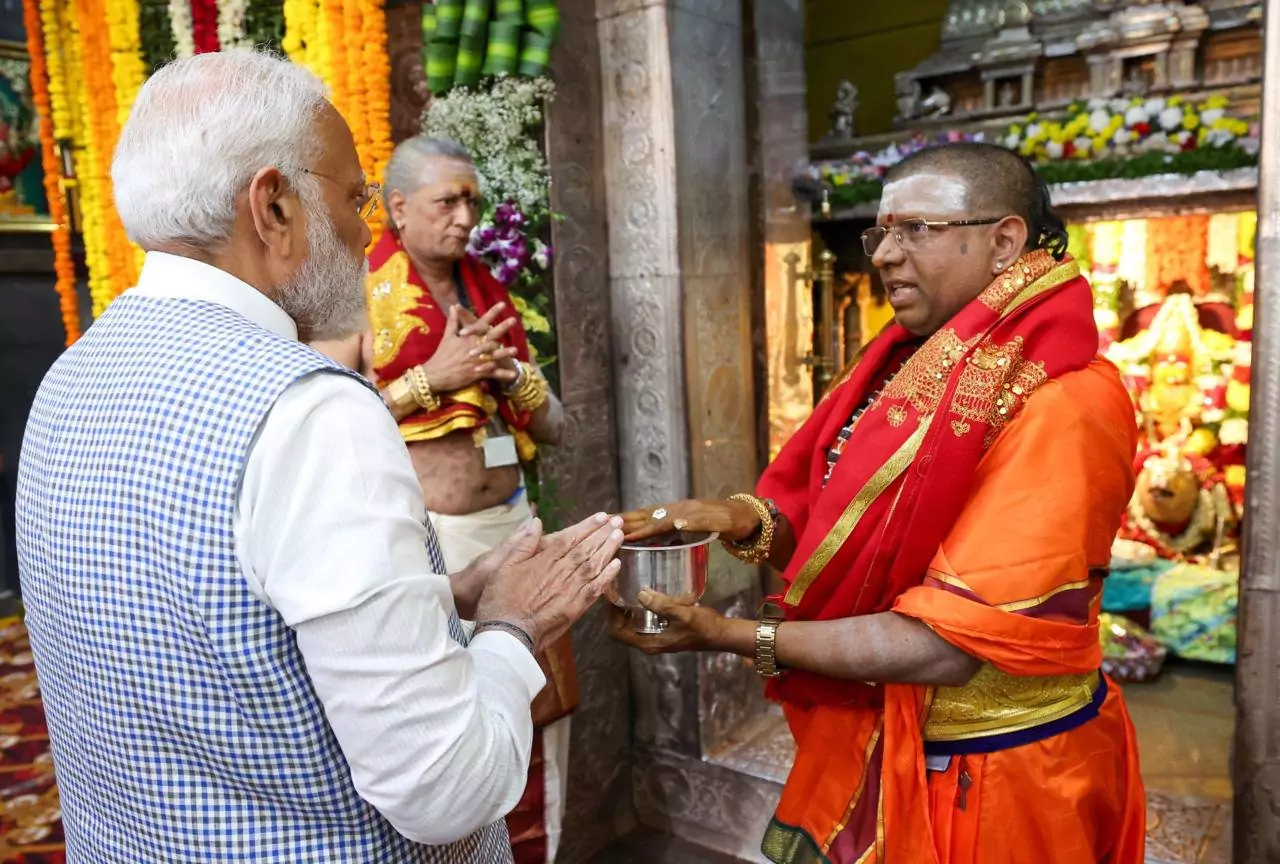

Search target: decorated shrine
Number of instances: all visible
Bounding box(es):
[805,0,1262,680]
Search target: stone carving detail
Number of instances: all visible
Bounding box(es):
[699,591,771,755]
[385,0,429,143]
[543,3,631,861]
[599,8,689,510]
[632,749,781,860]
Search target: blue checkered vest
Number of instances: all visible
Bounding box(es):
[17,295,511,863]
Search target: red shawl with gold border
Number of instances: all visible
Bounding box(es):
[365,230,537,458]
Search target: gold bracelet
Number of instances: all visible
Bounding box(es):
[384,376,417,414]
[506,361,550,414]
[721,493,775,565]
[405,366,441,413]
[755,615,783,678]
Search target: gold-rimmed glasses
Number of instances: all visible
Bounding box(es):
[302,168,381,221]
[861,216,1006,257]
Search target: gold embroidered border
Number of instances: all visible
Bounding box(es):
[366,250,431,369]
[823,720,885,853]
[996,577,1094,613]
[999,258,1082,321]
[785,416,932,607]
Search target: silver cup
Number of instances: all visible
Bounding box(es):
[608,531,717,634]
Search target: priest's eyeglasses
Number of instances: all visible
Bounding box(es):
[861,217,1004,257]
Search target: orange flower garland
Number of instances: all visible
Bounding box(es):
[23,0,81,346]
[74,0,138,315]
[360,0,391,245]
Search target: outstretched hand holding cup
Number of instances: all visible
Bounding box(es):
[475,512,625,653]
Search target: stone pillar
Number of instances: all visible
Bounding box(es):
[1235,0,1280,859]
[542,1,634,861]
[594,0,808,858]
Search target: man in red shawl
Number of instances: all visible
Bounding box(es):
[363,137,573,864]
[615,143,1145,864]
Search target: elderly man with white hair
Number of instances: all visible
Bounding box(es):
[15,49,622,863]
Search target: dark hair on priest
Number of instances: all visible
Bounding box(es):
[884,141,1070,261]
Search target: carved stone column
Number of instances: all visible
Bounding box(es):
[542,1,634,861]
[1234,1,1280,858]
[595,0,806,858]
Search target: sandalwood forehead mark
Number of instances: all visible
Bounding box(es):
[878,174,971,223]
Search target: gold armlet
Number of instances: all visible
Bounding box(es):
[506,362,550,413]
[405,366,442,413]
[721,493,775,565]
[755,616,783,678]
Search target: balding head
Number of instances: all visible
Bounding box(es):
[113,49,374,340]
[884,142,1067,259]
[112,49,328,251]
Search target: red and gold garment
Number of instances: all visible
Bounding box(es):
[757,251,1146,863]
[365,230,538,459]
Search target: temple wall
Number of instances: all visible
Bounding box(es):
[805,1,950,141]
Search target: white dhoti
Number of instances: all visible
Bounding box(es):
[430,494,572,864]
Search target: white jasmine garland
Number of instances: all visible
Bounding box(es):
[423,76,555,215]
[217,0,251,48]
[169,0,195,58]
[1158,107,1184,132]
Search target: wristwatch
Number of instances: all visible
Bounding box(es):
[755,601,786,678]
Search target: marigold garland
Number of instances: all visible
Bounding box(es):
[104,0,147,130]
[360,0,391,245]
[74,0,139,314]
[25,0,399,319]
[23,0,81,346]
[281,0,318,69]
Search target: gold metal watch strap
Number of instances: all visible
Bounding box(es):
[755,617,783,678]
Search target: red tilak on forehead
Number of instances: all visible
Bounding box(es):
[885,213,894,225]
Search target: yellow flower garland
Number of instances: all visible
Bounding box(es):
[283,0,320,72]
[74,0,138,315]
[25,0,81,345]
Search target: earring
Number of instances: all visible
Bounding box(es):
[994,262,1004,272]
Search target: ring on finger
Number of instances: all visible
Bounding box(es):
[651,507,668,522]
[673,518,689,531]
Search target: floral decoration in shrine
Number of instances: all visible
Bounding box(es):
[811,96,1257,212]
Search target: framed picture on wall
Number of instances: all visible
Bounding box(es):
[0,39,57,233]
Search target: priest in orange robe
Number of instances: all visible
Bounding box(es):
[616,143,1145,864]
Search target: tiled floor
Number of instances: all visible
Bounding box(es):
[1127,662,1235,864]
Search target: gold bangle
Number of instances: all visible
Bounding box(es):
[506,361,550,414]
[721,493,775,565]
[755,616,783,678]
[405,366,441,413]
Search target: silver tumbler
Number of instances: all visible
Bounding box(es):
[609,531,717,634]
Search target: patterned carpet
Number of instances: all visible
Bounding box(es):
[0,620,62,863]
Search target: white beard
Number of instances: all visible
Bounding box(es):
[276,205,369,340]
